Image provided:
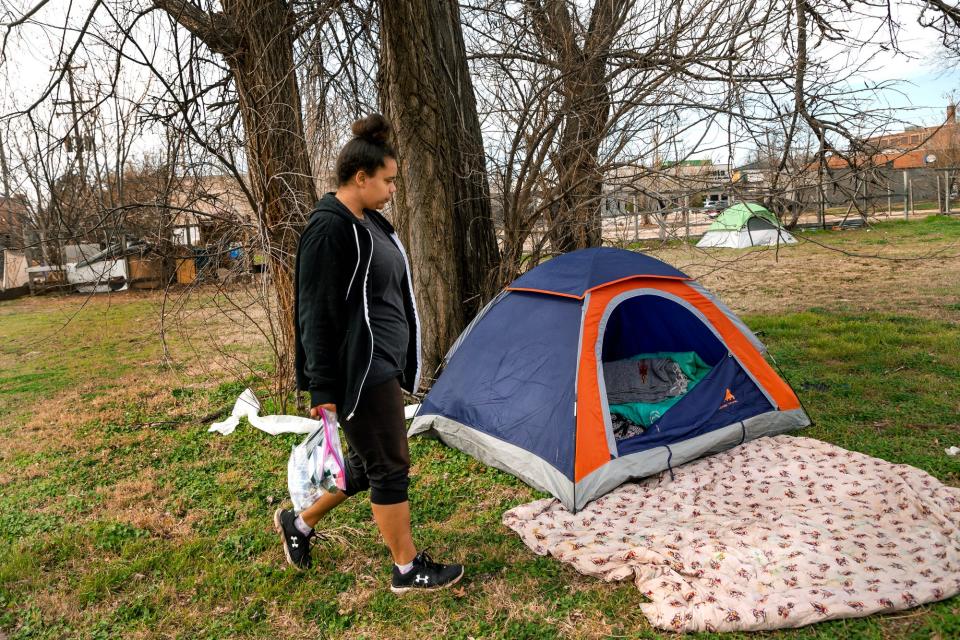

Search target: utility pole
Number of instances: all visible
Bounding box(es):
[943,169,950,215]
[903,170,908,219]
[818,185,825,228]
[53,63,92,180]
[908,178,913,222]
[861,170,868,219]
[52,63,98,262]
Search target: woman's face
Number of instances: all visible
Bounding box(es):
[357,157,398,210]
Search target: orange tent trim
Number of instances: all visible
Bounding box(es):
[573,278,801,482]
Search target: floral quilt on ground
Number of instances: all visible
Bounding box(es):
[502,436,960,632]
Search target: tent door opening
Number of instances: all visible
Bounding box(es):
[596,291,773,456]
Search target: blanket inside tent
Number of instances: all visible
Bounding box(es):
[604,351,713,432]
[503,435,960,632]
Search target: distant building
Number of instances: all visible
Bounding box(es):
[828,104,960,170]
[732,160,773,187]
[168,174,256,247]
[167,172,337,247]
[602,159,732,215]
[0,195,29,291]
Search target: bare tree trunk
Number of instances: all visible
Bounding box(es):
[155,0,318,408]
[549,59,610,251]
[223,1,318,403]
[379,0,499,384]
[528,0,624,252]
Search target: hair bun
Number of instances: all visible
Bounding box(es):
[351,113,391,145]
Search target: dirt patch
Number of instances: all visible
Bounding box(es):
[21,582,81,625]
[465,575,628,638]
[644,232,960,321]
[0,370,211,462]
[91,469,197,537]
[335,581,377,616]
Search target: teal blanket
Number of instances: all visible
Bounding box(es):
[608,352,712,427]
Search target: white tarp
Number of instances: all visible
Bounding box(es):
[208,387,421,436]
[209,388,317,436]
[67,258,129,293]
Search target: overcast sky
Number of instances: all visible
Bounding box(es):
[2,0,959,168]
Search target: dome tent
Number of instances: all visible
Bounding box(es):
[696,202,797,248]
[409,248,810,512]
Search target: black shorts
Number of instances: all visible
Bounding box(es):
[339,376,410,505]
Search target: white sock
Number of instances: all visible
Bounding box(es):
[293,514,313,537]
[396,559,414,575]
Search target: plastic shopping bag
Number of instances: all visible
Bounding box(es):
[287,408,347,512]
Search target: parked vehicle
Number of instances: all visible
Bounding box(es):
[703,195,729,210]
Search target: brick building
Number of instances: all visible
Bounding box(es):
[828,105,960,171]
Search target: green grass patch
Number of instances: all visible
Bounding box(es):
[798,213,960,244]
[1,230,959,637]
[1,307,956,638]
[750,310,960,484]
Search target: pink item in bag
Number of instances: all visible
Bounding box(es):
[287,408,347,511]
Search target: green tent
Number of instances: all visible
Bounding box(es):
[697,202,796,248]
[708,202,782,231]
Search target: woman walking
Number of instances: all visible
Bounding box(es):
[276,114,464,593]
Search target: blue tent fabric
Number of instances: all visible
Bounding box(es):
[410,247,809,511]
[419,290,581,480]
[508,247,688,298]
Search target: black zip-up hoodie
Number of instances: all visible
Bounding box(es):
[294,193,421,420]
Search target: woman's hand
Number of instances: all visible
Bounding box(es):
[310,403,337,418]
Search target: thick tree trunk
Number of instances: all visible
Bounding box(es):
[223,1,317,406]
[157,0,318,409]
[379,0,499,386]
